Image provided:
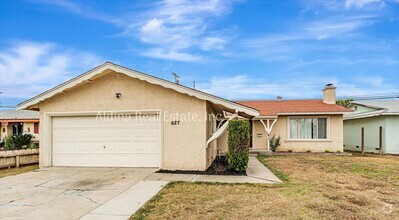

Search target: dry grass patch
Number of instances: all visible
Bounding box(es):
[131,155,399,220]
[0,165,39,178]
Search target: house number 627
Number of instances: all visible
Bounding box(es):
[171,121,180,125]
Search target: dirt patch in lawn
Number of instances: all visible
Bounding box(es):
[131,155,399,220]
[0,164,39,178]
[157,156,246,176]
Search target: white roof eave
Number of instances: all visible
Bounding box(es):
[17,62,259,117]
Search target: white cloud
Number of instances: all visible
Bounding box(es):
[0,41,102,99]
[196,74,399,100]
[244,15,375,47]
[345,0,384,9]
[30,0,238,62]
[140,48,202,62]
[201,37,227,50]
[131,0,235,60]
[30,0,124,26]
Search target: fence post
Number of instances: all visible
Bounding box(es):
[16,155,20,168]
[361,127,364,155]
[379,126,383,154]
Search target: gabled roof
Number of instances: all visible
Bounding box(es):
[345,100,399,120]
[350,100,399,113]
[17,62,259,117]
[238,99,352,117]
[0,110,39,120]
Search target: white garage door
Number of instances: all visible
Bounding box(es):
[52,115,161,167]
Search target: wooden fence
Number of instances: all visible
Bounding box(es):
[0,149,39,168]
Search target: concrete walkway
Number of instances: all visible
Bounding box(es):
[80,180,168,220]
[145,157,282,184]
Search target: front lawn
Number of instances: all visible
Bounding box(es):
[0,165,39,178]
[131,155,399,219]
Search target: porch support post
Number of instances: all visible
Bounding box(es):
[206,113,238,148]
[260,118,277,151]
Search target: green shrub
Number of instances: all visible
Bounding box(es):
[32,142,39,149]
[4,134,34,150]
[13,134,34,149]
[288,150,293,153]
[306,150,312,153]
[227,120,250,172]
[4,136,15,151]
[269,135,281,152]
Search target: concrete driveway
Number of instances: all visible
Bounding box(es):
[0,167,160,220]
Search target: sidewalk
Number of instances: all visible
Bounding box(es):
[145,157,282,184]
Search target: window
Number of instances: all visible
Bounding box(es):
[34,123,39,134]
[289,118,327,139]
[12,123,23,136]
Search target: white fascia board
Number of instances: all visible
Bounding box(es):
[382,112,399,116]
[17,62,259,117]
[343,110,385,120]
[278,112,345,116]
[253,116,278,120]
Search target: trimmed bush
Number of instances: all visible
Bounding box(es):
[227,120,250,172]
[269,135,281,152]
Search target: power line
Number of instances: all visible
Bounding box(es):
[338,94,399,101]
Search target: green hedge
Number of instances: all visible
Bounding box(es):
[227,120,250,172]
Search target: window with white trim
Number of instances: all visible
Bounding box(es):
[289,118,327,139]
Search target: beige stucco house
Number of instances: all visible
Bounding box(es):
[18,62,350,171]
[218,84,352,153]
[18,62,259,171]
[0,110,40,143]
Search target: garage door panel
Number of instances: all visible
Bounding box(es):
[52,115,160,167]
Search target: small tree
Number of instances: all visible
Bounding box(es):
[227,120,250,172]
[336,98,353,107]
[269,135,281,152]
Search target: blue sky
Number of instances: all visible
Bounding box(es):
[1,0,399,107]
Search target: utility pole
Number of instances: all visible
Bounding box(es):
[171,73,180,84]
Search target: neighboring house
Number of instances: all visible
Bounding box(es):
[344,100,399,154]
[218,84,352,153]
[0,110,40,142]
[17,62,350,171]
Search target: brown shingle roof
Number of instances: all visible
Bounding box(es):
[237,99,352,116]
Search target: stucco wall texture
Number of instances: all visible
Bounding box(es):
[219,115,344,153]
[38,71,211,171]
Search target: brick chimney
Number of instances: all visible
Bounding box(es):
[323,84,336,104]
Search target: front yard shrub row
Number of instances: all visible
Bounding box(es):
[4,134,36,150]
[227,120,250,172]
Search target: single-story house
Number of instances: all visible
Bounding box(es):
[18,62,350,171]
[0,110,40,143]
[344,100,399,154]
[218,84,352,153]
